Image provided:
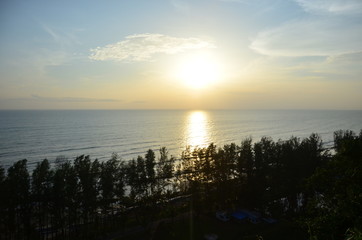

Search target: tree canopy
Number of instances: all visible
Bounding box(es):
[0,130,360,240]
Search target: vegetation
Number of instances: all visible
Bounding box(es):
[0,130,361,239]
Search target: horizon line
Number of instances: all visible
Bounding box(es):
[0,108,361,111]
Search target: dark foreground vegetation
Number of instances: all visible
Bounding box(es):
[0,130,361,240]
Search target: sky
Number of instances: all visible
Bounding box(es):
[0,0,361,110]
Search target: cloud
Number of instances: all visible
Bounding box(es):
[171,0,190,11]
[217,0,277,5]
[41,23,81,46]
[295,0,362,15]
[89,33,216,62]
[250,1,362,58]
[29,95,120,103]
[131,100,147,104]
[327,51,362,63]
[0,96,121,109]
[42,24,60,42]
[218,0,247,3]
[250,20,362,57]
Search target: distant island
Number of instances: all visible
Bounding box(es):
[0,130,361,240]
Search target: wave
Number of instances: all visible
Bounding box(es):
[0,110,361,168]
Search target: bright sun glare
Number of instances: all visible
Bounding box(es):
[187,111,210,147]
[176,54,221,89]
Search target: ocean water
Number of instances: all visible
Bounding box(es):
[0,110,361,169]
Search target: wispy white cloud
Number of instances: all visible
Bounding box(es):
[29,95,120,102]
[250,18,362,57]
[327,51,362,63]
[42,24,60,42]
[295,0,362,15]
[40,23,81,46]
[250,0,362,57]
[218,0,247,3]
[171,0,190,12]
[89,33,216,62]
[0,95,121,109]
[217,0,277,5]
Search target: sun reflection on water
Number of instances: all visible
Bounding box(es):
[185,111,212,148]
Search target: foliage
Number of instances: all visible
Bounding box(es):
[304,130,362,240]
[0,130,360,240]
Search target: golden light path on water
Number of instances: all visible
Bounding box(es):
[184,111,213,148]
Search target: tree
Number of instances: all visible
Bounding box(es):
[100,154,120,215]
[62,161,79,233]
[304,130,362,240]
[0,166,6,237]
[4,159,31,238]
[32,159,53,236]
[114,159,126,205]
[51,161,70,237]
[213,143,238,208]
[126,159,138,201]
[136,155,147,198]
[156,147,174,197]
[145,149,156,194]
[252,137,275,209]
[236,138,253,181]
[236,138,254,207]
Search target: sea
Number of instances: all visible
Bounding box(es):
[0,110,361,169]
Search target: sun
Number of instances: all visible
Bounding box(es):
[175,54,222,89]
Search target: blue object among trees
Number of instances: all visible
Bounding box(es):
[231,211,248,220]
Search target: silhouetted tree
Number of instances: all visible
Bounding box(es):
[51,160,71,238]
[100,153,120,215]
[62,160,79,235]
[156,147,174,197]
[136,155,147,198]
[213,143,238,208]
[74,155,100,229]
[32,159,53,237]
[126,159,138,201]
[145,149,156,195]
[304,130,362,240]
[4,159,31,238]
[252,137,275,208]
[114,157,126,205]
[236,138,254,207]
[1,130,360,239]
[236,138,253,180]
[0,166,6,236]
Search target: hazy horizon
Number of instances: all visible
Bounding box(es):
[1,108,362,111]
[1,0,362,110]
[2,109,361,168]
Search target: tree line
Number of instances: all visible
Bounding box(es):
[0,130,361,240]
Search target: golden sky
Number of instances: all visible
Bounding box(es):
[1,0,362,110]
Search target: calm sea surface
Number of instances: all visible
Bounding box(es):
[0,110,361,169]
